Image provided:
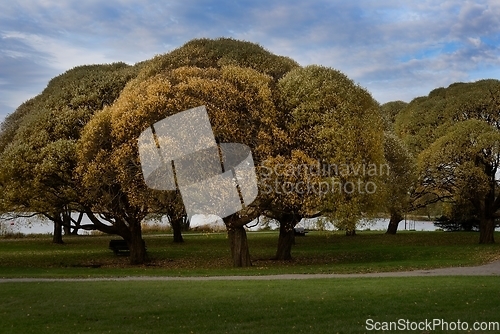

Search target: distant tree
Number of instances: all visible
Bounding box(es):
[378,101,421,234]
[418,120,500,243]
[395,80,500,242]
[382,132,416,234]
[395,80,500,155]
[380,100,408,131]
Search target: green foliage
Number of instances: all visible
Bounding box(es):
[382,132,416,215]
[0,98,41,153]
[136,37,299,83]
[278,65,385,231]
[0,63,139,217]
[395,79,500,155]
[380,100,407,131]
[417,119,500,242]
[394,80,500,240]
[418,120,500,201]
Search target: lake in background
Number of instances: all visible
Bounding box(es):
[0,214,440,235]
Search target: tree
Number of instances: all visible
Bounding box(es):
[276,65,385,241]
[380,100,408,131]
[77,108,150,264]
[382,132,416,234]
[395,80,500,155]
[418,120,500,243]
[0,63,138,243]
[76,38,299,267]
[260,151,322,260]
[377,101,419,234]
[395,79,500,241]
[252,65,386,261]
[78,61,287,266]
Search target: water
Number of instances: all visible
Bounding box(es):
[11,212,499,236]
[0,214,439,235]
[1,216,53,235]
[0,215,92,235]
[285,217,439,232]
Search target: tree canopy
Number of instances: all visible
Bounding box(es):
[0,63,139,242]
[394,79,500,242]
[77,38,297,265]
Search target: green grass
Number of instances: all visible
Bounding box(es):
[1,231,499,333]
[0,277,499,333]
[0,231,499,278]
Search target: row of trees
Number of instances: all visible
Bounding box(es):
[0,38,498,266]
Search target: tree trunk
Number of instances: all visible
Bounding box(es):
[479,217,495,244]
[52,218,64,244]
[127,221,147,265]
[228,225,252,267]
[386,212,403,235]
[345,229,356,236]
[479,179,496,244]
[275,223,295,261]
[171,217,184,243]
[63,224,71,236]
[62,210,71,236]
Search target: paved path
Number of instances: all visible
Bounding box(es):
[1,260,500,283]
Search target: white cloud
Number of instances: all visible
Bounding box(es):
[2,31,112,70]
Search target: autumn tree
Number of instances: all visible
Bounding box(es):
[249,65,386,261]
[78,61,289,265]
[377,101,419,234]
[74,38,298,266]
[259,151,322,260]
[137,37,298,84]
[0,63,138,243]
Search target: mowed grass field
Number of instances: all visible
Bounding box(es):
[0,231,499,277]
[1,231,500,333]
[1,277,500,333]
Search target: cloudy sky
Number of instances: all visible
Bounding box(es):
[1,0,500,123]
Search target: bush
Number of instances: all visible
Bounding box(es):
[433,216,479,232]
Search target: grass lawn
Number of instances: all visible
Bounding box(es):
[1,277,499,333]
[1,231,499,333]
[0,230,499,278]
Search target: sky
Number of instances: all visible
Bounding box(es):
[1,0,500,123]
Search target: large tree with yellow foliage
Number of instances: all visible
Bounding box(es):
[78,38,296,265]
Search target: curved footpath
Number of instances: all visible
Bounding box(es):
[1,260,500,283]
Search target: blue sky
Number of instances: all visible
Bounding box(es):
[1,0,500,123]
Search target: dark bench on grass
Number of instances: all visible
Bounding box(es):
[294,227,308,236]
[109,239,129,255]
